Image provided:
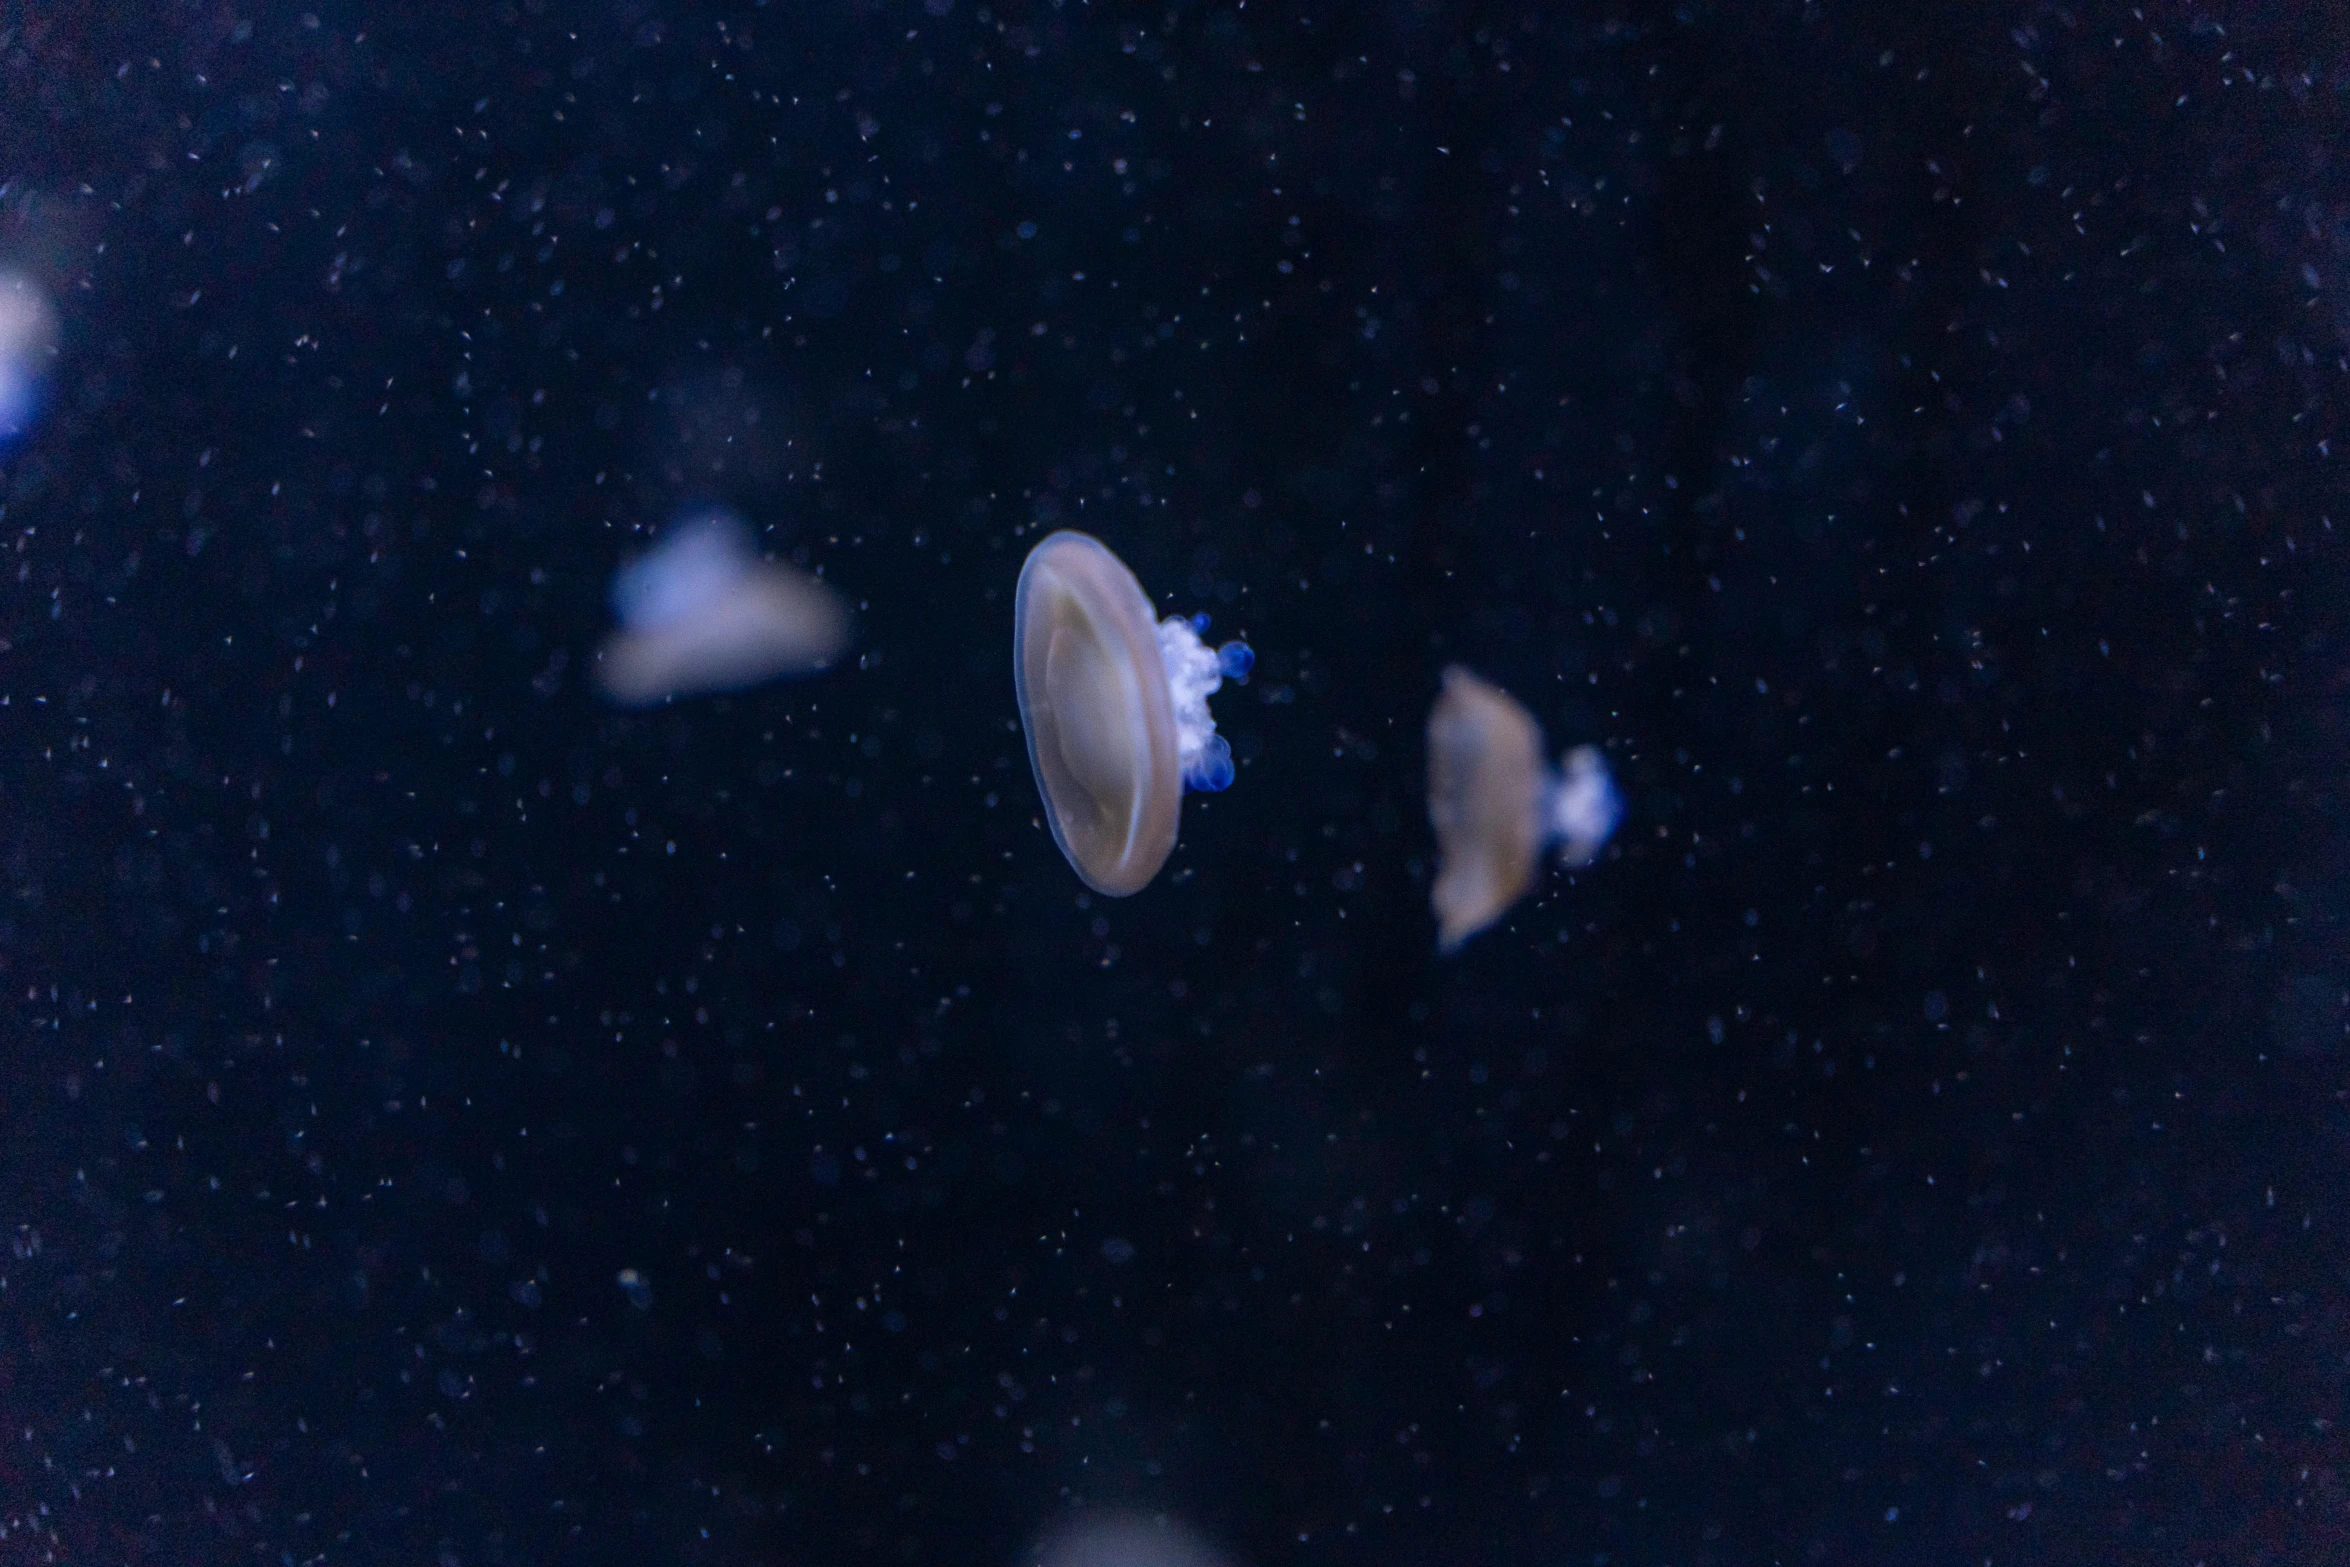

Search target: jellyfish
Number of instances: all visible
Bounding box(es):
[0,271,59,443]
[1029,1514,1233,1567]
[596,513,850,705]
[1014,530,1252,896]
[1425,664,1621,951]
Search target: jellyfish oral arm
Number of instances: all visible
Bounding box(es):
[612,520,753,631]
[1156,614,1247,793]
[1545,744,1622,867]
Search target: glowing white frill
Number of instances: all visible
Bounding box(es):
[1155,612,1251,792]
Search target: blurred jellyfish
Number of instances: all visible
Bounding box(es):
[0,271,59,443]
[1014,530,1252,896]
[596,513,850,705]
[1425,665,1621,951]
[615,1267,652,1309]
[1026,1514,1234,1567]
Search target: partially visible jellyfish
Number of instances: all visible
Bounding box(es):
[596,513,850,705]
[1026,1514,1234,1567]
[1014,530,1252,896]
[1425,664,1621,951]
[0,271,59,443]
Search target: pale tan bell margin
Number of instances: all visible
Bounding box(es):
[1425,665,1547,950]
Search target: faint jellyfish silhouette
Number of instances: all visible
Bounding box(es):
[615,1267,652,1310]
[645,365,803,494]
[0,271,60,443]
[1014,530,1251,896]
[596,513,850,705]
[1425,664,1621,951]
[1027,1514,1234,1567]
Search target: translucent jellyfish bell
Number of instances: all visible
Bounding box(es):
[1029,1514,1234,1567]
[1425,665,1622,951]
[1014,530,1251,896]
[596,514,850,705]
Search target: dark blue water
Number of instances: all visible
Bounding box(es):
[3,4,2347,1563]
